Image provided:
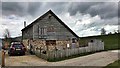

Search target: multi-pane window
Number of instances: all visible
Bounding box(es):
[38,26,47,38]
[39,28,47,35]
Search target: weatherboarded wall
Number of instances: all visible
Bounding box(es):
[22,11,79,53]
[22,12,78,40]
[22,26,33,39]
[32,13,77,40]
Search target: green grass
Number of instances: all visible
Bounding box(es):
[103,59,120,68]
[80,33,120,50]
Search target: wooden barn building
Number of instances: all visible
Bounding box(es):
[21,10,79,51]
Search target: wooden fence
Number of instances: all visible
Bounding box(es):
[35,39,104,61]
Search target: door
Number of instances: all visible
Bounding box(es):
[46,40,56,50]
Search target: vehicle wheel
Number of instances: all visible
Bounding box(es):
[22,52,25,55]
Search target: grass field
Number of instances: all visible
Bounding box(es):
[104,59,120,68]
[80,33,120,50]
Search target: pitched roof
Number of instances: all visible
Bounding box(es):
[21,10,79,38]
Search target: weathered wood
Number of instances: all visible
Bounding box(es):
[1,50,5,67]
[35,39,104,60]
[22,11,79,53]
[22,11,78,40]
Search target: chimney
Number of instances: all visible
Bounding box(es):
[24,21,26,28]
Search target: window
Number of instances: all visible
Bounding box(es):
[39,28,47,35]
[38,26,47,38]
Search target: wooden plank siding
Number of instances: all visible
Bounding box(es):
[22,10,79,40]
[32,13,76,40]
[21,10,79,51]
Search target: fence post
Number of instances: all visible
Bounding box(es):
[46,50,48,60]
[39,47,41,57]
[2,49,5,67]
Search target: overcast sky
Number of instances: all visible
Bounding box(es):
[0,1,119,38]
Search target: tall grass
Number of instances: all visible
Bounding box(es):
[80,33,120,50]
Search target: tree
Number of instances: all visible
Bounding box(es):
[108,32,112,34]
[2,29,11,49]
[114,31,118,34]
[101,28,106,35]
[117,30,120,33]
[4,29,10,39]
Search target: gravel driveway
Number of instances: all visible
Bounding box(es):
[5,50,119,66]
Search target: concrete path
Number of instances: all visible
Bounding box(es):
[51,50,119,66]
[5,50,119,66]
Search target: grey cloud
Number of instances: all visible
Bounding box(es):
[87,2,118,19]
[68,2,98,15]
[2,2,25,16]
[75,17,118,32]
[0,2,119,37]
[2,2,69,19]
[0,2,1,15]
[36,2,69,14]
[68,2,118,19]
[2,2,118,25]
[2,2,42,17]
[27,2,42,16]
[118,2,120,18]
[2,2,117,19]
